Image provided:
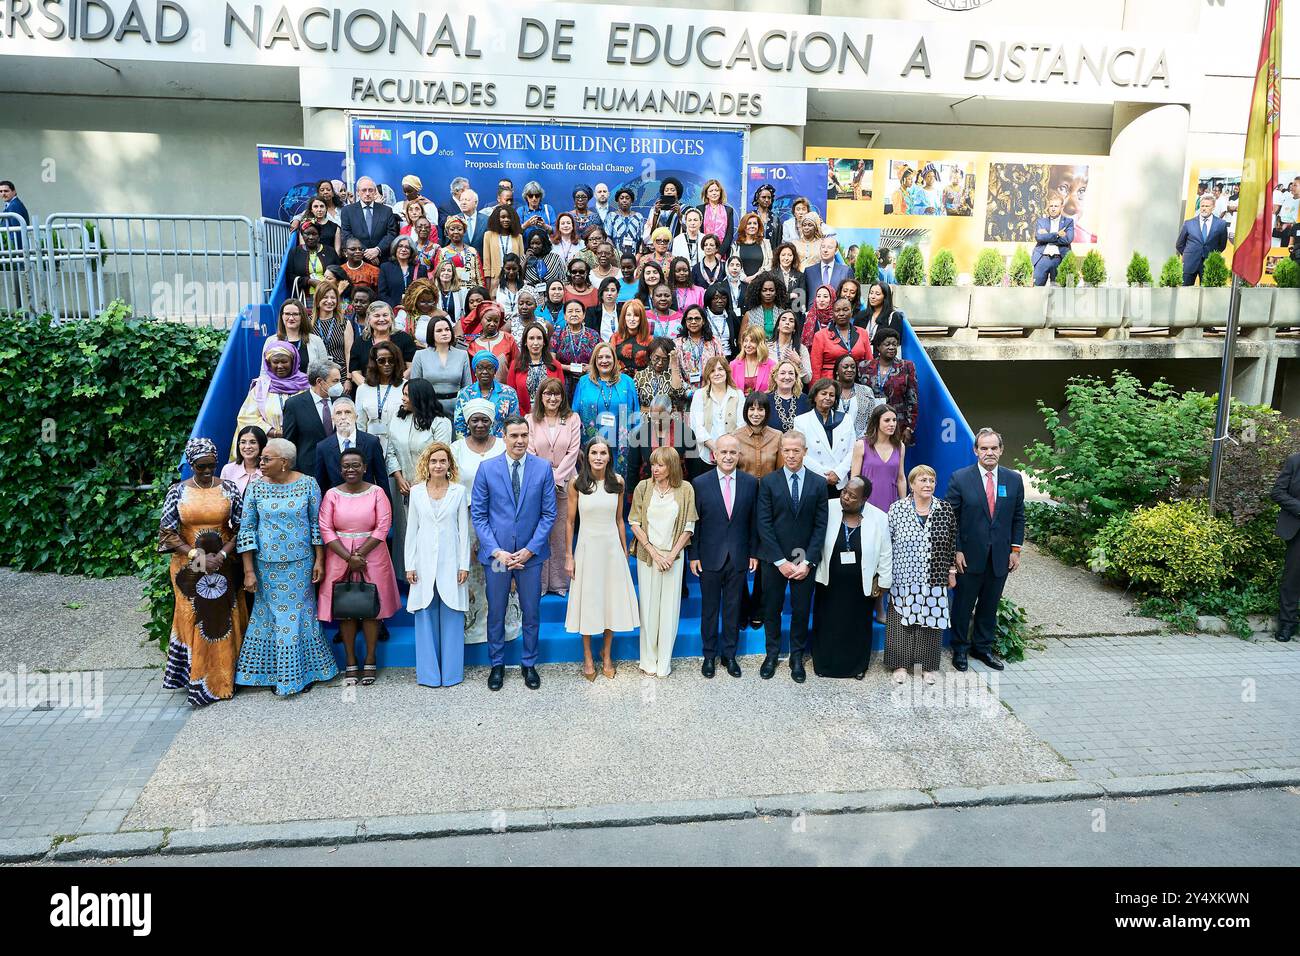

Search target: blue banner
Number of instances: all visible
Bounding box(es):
[745,161,826,227]
[350,118,746,220]
[256,145,346,222]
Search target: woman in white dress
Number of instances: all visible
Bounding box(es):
[687,355,744,480]
[405,441,470,688]
[385,378,454,579]
[628,446,697,677]
[450,398,521,646]
[564,438,639,681]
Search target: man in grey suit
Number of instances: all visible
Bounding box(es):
[1270,450,1300,642]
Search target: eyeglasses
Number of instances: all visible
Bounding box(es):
[258,455,281,464]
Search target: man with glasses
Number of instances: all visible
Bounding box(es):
[340,176,398,265]
[283,360,342,481]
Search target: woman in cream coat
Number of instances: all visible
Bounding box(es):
[405,441,470,688]
[793,378,856,496]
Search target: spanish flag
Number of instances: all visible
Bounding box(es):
[1232,0,1283,286]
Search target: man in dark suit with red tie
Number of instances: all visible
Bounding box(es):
[945,427,1025,672]
[755,431,829,683]
[690,434,758,679]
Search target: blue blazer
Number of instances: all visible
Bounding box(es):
[4,196,31,248]
[688,469,758,572]
[1032,216,1074,265]
[314,431,391,505]
[1175,215,1229,268]
[803,261,852,294]
[470,452,557,567]
[460,210,492,258]
[756,468,829,567]
[944,464,1025,578]
[340,202,399,260]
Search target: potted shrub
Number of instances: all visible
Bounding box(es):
[1126,252,1152,287]
[1008,248,1033,287]
[928,249,956,286]
[969,248,1047,331]
[1055,251,1080,287]
[1133,253,1200,331]
[1049,249,1121,331]
[891,244,970,330]
[1274,259,1300,329]
[855,244,878,285]
[1080,250,1107,287]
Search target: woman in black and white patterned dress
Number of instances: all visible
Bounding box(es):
[885,464,957,685]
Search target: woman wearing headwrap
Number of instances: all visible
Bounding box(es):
[451,350,520,438]
[801,283,838,349]
[157,438,247,707]
[451,398,522,647]
[523,225,565,295]
[462,302,519,377]
[396,174,438,233]
[751,182,780,246]
[232,339,310,455]
[569,183,598,234]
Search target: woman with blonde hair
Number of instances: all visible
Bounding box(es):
[762,357,810,433]
[696,178,737,254]
[729,325,774,395]
[688,355,743,480]
[311,279,353,374]
[628,446,697,677]
[572,341,640,482]
[405,441,470,687]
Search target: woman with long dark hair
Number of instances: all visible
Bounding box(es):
[387,377,453,578]
[856,281,908,341]
[507,321,565,415]
[740,270,791,341]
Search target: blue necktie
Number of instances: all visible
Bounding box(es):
[790,472,800,512]
[512,459,522,502]
[364,205,373,235]
[343,438,352,451]
[1201,218,1208,241]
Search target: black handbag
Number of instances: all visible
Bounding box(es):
[332,567,380,621]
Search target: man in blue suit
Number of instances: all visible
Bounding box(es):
[456,188,491,259]
[689,434,758,679]
[802,237,852,295]
[471,414,557,691]
[945,427,1025,672]
[0,180,30,237]
[313,398,389,503]
[1175,194,1230,286]
[339,176,399,265]
[1031,195,1074,286]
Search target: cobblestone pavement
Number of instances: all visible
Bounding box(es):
[995,633,1300,780]
[0,670,188,840]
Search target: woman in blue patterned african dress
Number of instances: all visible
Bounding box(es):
[451,350,519,439]
[572,341,641,484]
[235,436,339,696]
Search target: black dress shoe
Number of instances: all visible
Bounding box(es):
[790,652,806,683]
[1277,622,1295,643]
[759,654,778,680]
[749,618,764,629]
[971,650,1005,671]
[701,657,716,678]
[951,653,969,672]
[522,665,541,690]
[723,656,742,678]
[487,664,505,691]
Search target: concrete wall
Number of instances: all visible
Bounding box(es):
[0,94,302,221]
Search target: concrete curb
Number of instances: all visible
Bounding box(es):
[14,768,1300,862]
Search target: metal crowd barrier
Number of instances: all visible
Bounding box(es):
[257,218,294,303]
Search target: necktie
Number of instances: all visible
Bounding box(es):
[985,470,996,518]
[790,472,800,512]
[364,204,373,235]
[723,473,733,518]
[343,437,352,451]
[321,398,333,436]
[512,458,522,502]
[822,264,830,285]
[1201,217,1209,241]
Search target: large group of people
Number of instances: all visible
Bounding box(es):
[160,170,1024,705]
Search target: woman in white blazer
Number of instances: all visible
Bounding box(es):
[812,476,891,678]
[794,378,856,496]
[687,355,744,480]
[404,441,470,688]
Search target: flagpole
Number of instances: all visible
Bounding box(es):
[1207,273,1243,515]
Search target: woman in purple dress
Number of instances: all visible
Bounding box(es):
[852,403,907,623]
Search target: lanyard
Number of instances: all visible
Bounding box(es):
[596,378,619,414]
[842,522,858,551]
[376,383,393,418]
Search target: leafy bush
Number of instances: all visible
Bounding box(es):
[972,249,1006,287]
[0,304,227,586]
[1202,251,1231,287]
[1080,249,1107,286]
[1177,404,1300,526]
[1055,251,1080,287]
[1008,248,1033,287]
[1093,501,1241,596]
[895,244,926,286]
[928,249,956,286]
[855,244,879,285]
[1274,258,1300,288]
[1024,501,1095,566]
[994,599,1042,663]
[1126,252,1153,286]
[1159,255,1183,288]
[1019,372,1214,529]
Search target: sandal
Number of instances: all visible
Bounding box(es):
[891,668,908,684]
[343,666,360,687]
[360,665,378,686]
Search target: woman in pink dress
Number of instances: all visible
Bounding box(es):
[318,448,401,686]
[527,378,583,596]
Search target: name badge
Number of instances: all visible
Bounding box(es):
[998,484,1007,497]
[370,422,388,436]
[839,551,857,565]
[599,412,616,429]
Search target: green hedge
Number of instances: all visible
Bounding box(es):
[0,304,227,640]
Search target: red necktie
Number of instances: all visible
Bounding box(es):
[985,470,996,518]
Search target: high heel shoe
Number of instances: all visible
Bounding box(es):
[602,658,616,679]
[581,664,597,682]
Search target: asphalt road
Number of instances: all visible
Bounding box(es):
[82,787,1300,867]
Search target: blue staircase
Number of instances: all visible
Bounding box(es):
[190,244,973,668]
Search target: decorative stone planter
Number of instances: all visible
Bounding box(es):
[1198,286,1273,328]
[1271,287,1300,329]
[967,286,1049,330]
[1045,285,1126,329]
[1129,286,1201,330]
[892,286,971,331]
